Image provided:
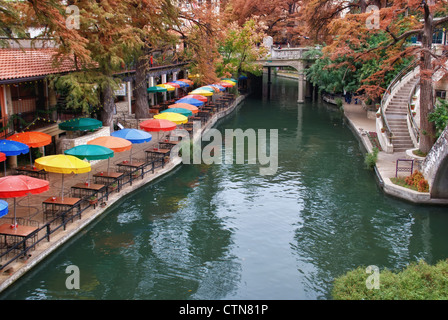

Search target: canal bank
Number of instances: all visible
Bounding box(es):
[275,72,448,206]
[0,94,247,293]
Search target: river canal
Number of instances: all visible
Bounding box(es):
[1,77,448,300]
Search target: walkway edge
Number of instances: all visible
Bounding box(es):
[0,94,247,293]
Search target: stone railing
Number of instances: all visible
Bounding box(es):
[270,48,308,60]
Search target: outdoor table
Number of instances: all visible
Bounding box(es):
[15,165,48,180]
[93,171,124,192]
[42,196,82,221]
[116,160,146,176]
[71,182,106,200]
[145,148,171,165]
[0,223,39,255]
[159,140,179,149]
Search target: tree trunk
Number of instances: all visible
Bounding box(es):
[101,82,116,133]
[134,52,150,120]
[419,5,436,153]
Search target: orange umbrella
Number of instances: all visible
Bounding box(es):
[87,136,132,172]
[8,131,52,165]
[168,103,199,114]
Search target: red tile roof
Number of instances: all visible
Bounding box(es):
[0,48,78,81]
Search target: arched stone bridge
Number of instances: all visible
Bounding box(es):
[257,47,314,103]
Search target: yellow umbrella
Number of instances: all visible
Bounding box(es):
[157,84,175,92]
[190,89,213,96]
[221,80,236,86]
[154,112,188,125]
[35,154,91,200]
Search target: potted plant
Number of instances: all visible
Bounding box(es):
[164,156,170,163]
[410,104,415,110]
[412,111,417,117]
[381,127,386,133]
[376,112,381,118]
[132,171,140,179]
[412,95,418,101]
[89,196,98,207]
[108,182,118,192]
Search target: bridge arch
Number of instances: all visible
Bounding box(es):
[258,47,313,103]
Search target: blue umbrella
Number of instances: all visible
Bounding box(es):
[175,97,204,107]
[111,128,152,161]
[209,84,226,91]
[172,80,189,88]
[0,140,30,176]
[0,200,8,218]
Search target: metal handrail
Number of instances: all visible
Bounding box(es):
[408,80,420,143]
[380,59,419,141]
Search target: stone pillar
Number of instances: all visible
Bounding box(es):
[149,77,155,106]
[127,81,132,114]
[162,74,167,101]
[297,74,305,103]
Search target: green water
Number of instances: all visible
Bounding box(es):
[1,77,448,300]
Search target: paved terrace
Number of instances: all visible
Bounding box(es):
[0,93,245,292]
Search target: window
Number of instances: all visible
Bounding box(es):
[436,90,446,99]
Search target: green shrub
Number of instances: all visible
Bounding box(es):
[364,147,379,170]
[332,260,448,300]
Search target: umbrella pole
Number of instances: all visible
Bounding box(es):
[29,150,33,167]
[107,158,110,174]
[13,197,17,229]
[61,174,64,201]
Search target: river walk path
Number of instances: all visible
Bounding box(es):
[277,70,448,205]
[0,94,246,292]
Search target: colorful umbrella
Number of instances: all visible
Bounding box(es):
[216,81,234,88]
[165,82,181,88]
[221,80,237,86]
[172,80,189,88]
[209,84,226,91]
[111,128,152,161]
[64,144,115,184]
[154,112,188,125]
[168,103,198,114]
[221,78,238,83]
[147,86,167,93]
[0,140,30,176]
[175,97,204,107]
[58,118,103,131]
[64,144,114,161]
[177,79,194,86]
[0,152,6,162]
[0,200,8,218]
[201,86,220,93]
[7,131,52,165]
[0,175,50,227]
[156,84,175,91]
[190,89,213,96]
[161,108,193,117]
[139,119,177,132]
[87,136,132,172]
[35,155,91,200]
[182,95,207,103]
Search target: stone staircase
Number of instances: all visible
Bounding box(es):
[385,76,419,152]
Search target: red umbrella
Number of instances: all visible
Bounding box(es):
[140,119,178,148]
[0,152,6,163]
[182,94,208,103]
[140,119,177,132]
[0,175,50,228]
[165,82,181,88]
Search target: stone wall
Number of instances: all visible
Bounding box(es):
[422,125,448,198]
[58,126,111,153]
